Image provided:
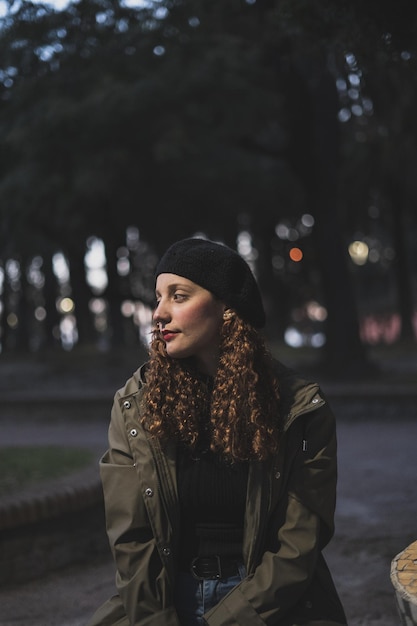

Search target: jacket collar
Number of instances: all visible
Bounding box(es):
[272,360,325,431]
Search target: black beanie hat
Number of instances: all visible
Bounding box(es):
[155,238,265,328]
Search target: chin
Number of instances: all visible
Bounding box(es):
[166,347,192,360]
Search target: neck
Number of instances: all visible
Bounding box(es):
[192,353,219,378]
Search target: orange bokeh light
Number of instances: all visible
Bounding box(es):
[289,247,303,262]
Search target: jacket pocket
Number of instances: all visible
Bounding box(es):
[100,460,153,550]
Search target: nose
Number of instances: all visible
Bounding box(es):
[153,299,170,325]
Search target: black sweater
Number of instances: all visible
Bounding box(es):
[177,447,249,567]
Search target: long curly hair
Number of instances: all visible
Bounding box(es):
[141,314,282,462]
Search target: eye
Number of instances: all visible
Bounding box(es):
[173,292,187,302]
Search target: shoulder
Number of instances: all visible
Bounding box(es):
[272,358,318,403]
[272,359,330,431]
[108,363,150,436]
[113,362,149,402]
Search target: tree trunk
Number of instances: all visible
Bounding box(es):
[104,235,126,350]
[67,243,96,348]
[286,51,370,376]
[388,180,415,341]
[42,250,62,349]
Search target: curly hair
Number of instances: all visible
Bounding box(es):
[141,314,282,462]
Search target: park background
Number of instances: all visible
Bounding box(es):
[0,1,416,625]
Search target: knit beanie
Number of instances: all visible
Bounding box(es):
[155,238,265,328]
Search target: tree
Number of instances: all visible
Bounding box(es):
[0,0,416,369]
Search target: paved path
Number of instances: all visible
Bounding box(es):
[327,418,417,625]
[0,414,109,451]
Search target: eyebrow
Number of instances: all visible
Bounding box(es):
[155,282,194,297]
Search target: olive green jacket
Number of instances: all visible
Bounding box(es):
[87,362,347,626]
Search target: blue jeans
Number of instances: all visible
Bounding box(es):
[174,563,246,625]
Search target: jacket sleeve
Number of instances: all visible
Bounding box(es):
[204,406,339,626]
[97,393,181,626]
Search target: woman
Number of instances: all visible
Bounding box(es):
[87,237,347,626]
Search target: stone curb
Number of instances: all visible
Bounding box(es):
[0,465,108,585]
[0,472,103,532]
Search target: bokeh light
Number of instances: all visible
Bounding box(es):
[289,247,303,262]
[348,240,369,265]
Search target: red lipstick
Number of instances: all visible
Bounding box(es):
[162,329,177,342]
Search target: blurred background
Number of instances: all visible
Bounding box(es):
[0,0,416,377]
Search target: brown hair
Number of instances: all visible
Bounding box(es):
[141,314,281,462]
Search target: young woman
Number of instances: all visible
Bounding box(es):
[87,238,347,626]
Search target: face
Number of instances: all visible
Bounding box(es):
[154,273,225,375]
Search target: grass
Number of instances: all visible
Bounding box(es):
[0,446,95,496]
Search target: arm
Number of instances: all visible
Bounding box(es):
[204,407,340,625]
[100,393,181,626]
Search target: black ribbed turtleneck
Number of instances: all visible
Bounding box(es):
[177,445,249,568]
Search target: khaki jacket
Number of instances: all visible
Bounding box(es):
[87,361,347,626]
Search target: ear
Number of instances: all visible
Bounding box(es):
[223,309,235,320]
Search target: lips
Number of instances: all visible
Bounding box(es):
[161,329,178,342]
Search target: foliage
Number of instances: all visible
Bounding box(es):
[1,0,416,248]
[0,0,288,254]
[0,0,416,370]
